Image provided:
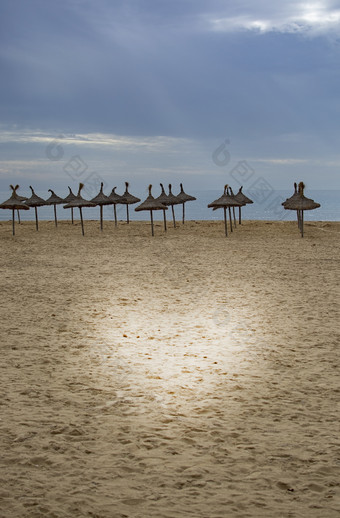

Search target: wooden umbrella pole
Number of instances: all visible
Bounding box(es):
[171,204,176,228]
[17,209,21,224]
[113,204,117,226]
[12,208,15,236]
[150,210,154,236]
[182,202,185,224]
[163,209,167,232]
[224,207,228,237]
[239,206,242,225]
[228,207,233,232]
[54,204,58,227]
[301,210,304,238]
[100,205,103,231]
[233,206,236,227]
[126,204,129,224]
[34,206,39,231]
[71,207,74,224]
[80,207,85,236]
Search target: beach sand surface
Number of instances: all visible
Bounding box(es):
[0,219,339,518]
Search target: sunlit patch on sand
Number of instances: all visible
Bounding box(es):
[89,305,257,413]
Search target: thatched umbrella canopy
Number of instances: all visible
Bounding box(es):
[107,186,123,227]
[282,182,303,211]
[90,182,112,231]
[282,183,301,229]
[212,187,239,214]
[63,186,77,224]
[14,190,28,224]
[45,189,64,227]
[234,186,253,224]
[176,183,196,224]
[135,185,168,236]
[63,183,96,236]
[159,184,180,228]
[25,186,46,231]
[0,184,30,235]
[16,191,27,201]
[154,183,170,231]
[283,182,320,238]
[208,185,242,237]
[119,182,141,224]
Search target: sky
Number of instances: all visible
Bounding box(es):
[1,0,340,200]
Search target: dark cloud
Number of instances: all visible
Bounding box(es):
[1,0,340,191]
[1,0,339,139]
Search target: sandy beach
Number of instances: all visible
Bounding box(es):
[0,218,339,518]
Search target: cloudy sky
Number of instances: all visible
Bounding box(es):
[1,0,340,198]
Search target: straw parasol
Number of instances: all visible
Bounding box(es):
[0,184,30,235]
[176,183,196,224]
[282,182,301,230]
[234,186,253,224]
[283,182,320,237]
[119,182,141,224]
[90,182,112,231]
[63,183,96,236]
[208,185,242,237]
[107,186,123,227]
[25,186,46,231]
[135,184,168,236]
[227,186,238,228]
[155,183,170,231]
[45,189,64,227]
[160,184,180,228]
[14,188,28,224]
[283,182,299,205]
[208,185,229,237]
[212,185,242,233]
[63,186,77,224]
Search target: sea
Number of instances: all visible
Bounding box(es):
[0,189,339,223]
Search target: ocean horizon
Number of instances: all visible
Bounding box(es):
[0,188,339,223]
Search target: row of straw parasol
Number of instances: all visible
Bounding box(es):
[207,182,321,237]
[1,181,320,237]
[0,182,197,236]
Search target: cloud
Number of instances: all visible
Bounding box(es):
[61,0,340,39]
[0,127,212,192]
[1,1,340,190]
[1,0,339,141]
[207,1,340,37]
[250,158,309,165]
[0,127,195,153]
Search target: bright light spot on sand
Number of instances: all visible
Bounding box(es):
[91,305,256,412]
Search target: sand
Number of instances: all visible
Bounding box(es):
[0,218,339,518]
